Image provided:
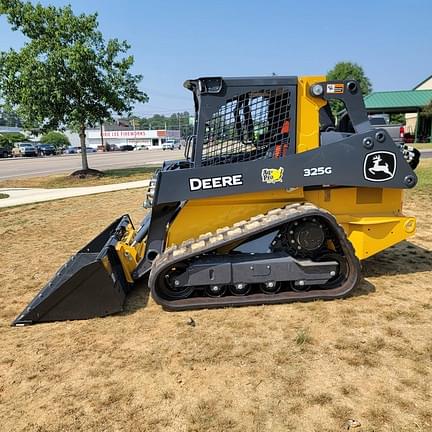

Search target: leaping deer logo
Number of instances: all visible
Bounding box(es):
[368,154,392,177]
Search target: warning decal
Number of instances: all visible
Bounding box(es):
[326,83,344,94]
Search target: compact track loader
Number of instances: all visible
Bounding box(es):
[13,76,421,325]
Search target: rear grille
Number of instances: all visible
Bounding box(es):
[202,88,293,166]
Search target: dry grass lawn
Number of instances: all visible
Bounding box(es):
[0,166,157,189]
[1,163,431,432]
[413,143,432,150]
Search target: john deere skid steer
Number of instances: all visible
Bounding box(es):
[13,75,421,325]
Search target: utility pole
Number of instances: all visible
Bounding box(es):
[178,113,181,137]
[131,118,137,147]
[100,120,105,151]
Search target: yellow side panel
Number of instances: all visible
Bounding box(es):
[296,76,326,153]
[345,217,415,260]
[166,189,305,246]
[304,188,416,259]
[166,188,416,261]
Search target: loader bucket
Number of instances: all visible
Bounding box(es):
[13,215,135,326]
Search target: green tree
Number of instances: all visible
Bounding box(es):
[0,131,26,148]
[0,134,10,148]
[0,0,148,173]
[327,61,372,115]
[134,111,193,137]
[420,100,432,118]
[40,131,70,149]
[390,113,405,124]
[0,105,21,127]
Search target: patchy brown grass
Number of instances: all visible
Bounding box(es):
[412,158,432,193]
[413,142,432,150]
[0,167,431,431]
[0,166,157,189]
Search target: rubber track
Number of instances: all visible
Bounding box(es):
[148,202,361,310]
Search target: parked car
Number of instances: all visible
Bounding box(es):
[64,146,80,154]
[12,142,37,157]
[120,144,134,151]
[369,115,405,145]
[134,144,150,151]
[162,139,181,150]
[36,144,56,156]
[77,147,97,153]
[106,143,120,151]
[0,145,12,158]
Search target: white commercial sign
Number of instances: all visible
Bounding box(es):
[86,129,181,139]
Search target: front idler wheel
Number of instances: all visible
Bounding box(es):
[159,265,194,300]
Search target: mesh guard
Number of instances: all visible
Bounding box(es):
[202,88,294,166]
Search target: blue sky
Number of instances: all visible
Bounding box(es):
[1,0,431,116]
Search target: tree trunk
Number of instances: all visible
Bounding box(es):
[79,124,89,171]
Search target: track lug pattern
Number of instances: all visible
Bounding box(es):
[149,203,361,311]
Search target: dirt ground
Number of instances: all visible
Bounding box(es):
[1,182,431,431]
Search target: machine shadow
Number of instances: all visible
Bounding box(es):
[119,241,431,313]
[362,241,432,277]
[349,279,376,298]
[122,278,150,315]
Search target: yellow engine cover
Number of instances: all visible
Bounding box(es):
[165,187,415,261]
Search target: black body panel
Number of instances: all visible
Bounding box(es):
[174,253,338,287]
[154,129,416,205]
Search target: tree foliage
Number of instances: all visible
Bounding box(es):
[0,0,148,171]
[420,100,432,118]
[327,61,372,115]
[1,131,26,142]
[0,131,26,148]
[110,111,194,138]
[40,131,70,148]
[0,105,21,127]
[0,134,7,147]
[390,113,405,124]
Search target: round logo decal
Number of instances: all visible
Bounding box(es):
[363,151,396,182]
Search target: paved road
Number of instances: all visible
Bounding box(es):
[1,148,430,180]
[0,149,183,179]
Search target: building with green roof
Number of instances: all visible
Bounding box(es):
[364,75,432,142]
